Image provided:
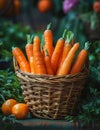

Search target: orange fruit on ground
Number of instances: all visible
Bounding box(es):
[12,103,28,120]
[37,0,52,13]
[1,99,18,115]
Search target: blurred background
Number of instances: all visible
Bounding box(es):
[0,0,100,67]
[0,0,100,74]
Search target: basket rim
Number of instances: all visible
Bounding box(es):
[13,57,89,79]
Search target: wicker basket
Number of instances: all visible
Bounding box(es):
[13,57,89,119]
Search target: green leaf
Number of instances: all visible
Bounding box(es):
[66,31,74,44]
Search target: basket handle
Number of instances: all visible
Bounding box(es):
[13,57,20,72]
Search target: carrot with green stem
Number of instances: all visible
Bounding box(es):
[56,42,80,76]
[51,29,67,73]
[70,42,90,74]
[44,23,54,58]
[66,31,74,46]
[12,47,31,72]
[44,50,54,75]
[33,35,47,75]
[25,34,33,62]
[58,31,74,70]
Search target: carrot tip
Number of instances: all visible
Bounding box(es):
[27,34,33,44]
[62,29,67,40]
[12,46,15,50]
[66,31,74,44]
[84,41,91,50]
[47,22,52,30]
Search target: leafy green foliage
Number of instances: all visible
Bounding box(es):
[0,69,24,116]
[68,70,100,125]
[0,69,24,125]
[0,69,24,126]
[89,41,100,67]
[80,12,100,30]
[78,87,100,126]
[65,40,100,126]
[0,21,32,62]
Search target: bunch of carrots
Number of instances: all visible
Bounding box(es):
[12,23,90,76]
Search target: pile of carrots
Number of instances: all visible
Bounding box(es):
[12,23,90,76]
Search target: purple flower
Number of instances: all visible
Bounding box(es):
[63,0,79,13]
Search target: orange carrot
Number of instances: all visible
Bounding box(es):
[44,50,54,75]
[12,47,31,72]
[58,43,72,68]
[70,42,90,74]
[51,29,67,73]
[29,56,35,74]
[56,42,80,76]
[33,35,41,53]
[33,53,47,74]
[33,36,47,75]
[58,31,74,69]
[44,23,54,58]
[25,35,33,62]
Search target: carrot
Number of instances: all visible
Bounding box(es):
[58,31,74,69]
[51,29,67,73]
[29,56,35,74]
[70,42,90,74]
[56,42,80,76]
[33,35,47,75]
[44,50,54,75]
[25,35,33,62]
[12,47,31,73]
[44,23,54,58]
[34,53,47,74]
[33,35,41,53]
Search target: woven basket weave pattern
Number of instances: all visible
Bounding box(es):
[14,58,89,119]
